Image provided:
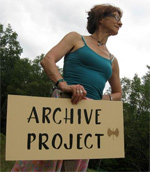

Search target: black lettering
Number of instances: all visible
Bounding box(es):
[27,107,39,123]
[95,133,104,148]
[42,107,51,123]
[64,108,74,124]
[84,109,93,124]
[95,109,101,124]
[84,134,93,149]
[64,134,73,149]
[27,133,36,150]
[39,133,49,150]
[77,109,81,124]
[53,108,62,124]
[52,134,63,149]
[77,134,83,149]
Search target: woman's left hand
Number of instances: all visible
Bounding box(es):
[102,94,111,100]
[58,81,87,104]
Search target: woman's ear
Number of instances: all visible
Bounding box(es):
[99,18,103,25]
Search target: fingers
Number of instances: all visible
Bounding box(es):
[71,85,87,104]
[60,84,87,104]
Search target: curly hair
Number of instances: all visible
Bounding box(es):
[87,4,123,34]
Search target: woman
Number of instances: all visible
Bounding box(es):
[12,4,123,172]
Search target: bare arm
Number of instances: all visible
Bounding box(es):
[40,32,87,104]
[41,32,76,83]
[102,58,122,101]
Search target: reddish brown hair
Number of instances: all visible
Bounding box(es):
[87,4,123,34]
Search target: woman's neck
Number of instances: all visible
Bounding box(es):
[92,30,109,45]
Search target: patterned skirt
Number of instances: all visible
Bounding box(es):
[11,89,89,172]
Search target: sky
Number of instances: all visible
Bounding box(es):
[1,0,150,80]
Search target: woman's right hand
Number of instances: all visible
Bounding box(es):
[58,82,87,104]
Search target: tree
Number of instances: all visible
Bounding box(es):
[121,69,149,171]
[89,66,150,171]
[22,54,53,97]
[1,24,23,133]
[0,24,54,134]
[0,24,23,103]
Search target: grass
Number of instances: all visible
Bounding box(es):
[87,168,107,172]
[87,169,96,172]
[0,133,15,172]
[87,169,99,172]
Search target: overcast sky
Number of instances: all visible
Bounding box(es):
[1,0,150,80]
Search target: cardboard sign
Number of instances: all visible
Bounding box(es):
[6,95,124,160]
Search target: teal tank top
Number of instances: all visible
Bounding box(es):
[63,36,114,100]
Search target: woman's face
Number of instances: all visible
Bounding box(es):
[100,11,123,35]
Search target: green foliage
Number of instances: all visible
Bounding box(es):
[0,24,54,134]
[7,55,53,97]
[0,133,15,171]
[89,66,150,171]
[1,23,23,104]
[122,67,150,172]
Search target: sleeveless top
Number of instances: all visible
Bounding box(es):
[63,36,114,100]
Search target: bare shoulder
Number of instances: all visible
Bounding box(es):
[63,31,82,43]
[111,56,120,73]
[65,31,81,38]
[113,56,118,64]
[112,56,119,65]
[110,54,118,64]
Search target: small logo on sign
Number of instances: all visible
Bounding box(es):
[107,128,119,140]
